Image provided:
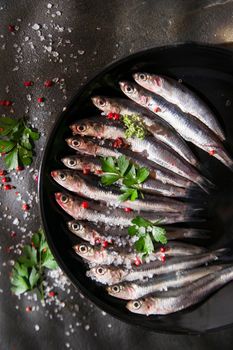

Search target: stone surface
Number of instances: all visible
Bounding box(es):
[1,0,233,349]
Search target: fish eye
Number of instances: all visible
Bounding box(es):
[72,139,81,148]
[111,285,120,293]
[61,195,68,203]
[72,222,81,231]
[132,300,142,310]
[125,85,133,94]
[97,267,106,275]
[59,172,66,181]
[68,159,76,167]
[79,244,88,253]
[98,98,106,106]
[139,73,146,81]
[77,124,87,132]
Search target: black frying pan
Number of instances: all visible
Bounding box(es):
[39,43,233,334]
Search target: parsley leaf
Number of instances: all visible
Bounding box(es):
[0,116,40,169]
[100,156,149,202]
[152,226,168,244]
[121,114,147,139]
[4,147,18,170]
[11,229,58,299]
[128,215,167,257]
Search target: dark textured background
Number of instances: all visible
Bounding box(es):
[1,0,233,349]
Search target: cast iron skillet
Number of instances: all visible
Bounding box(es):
[39,43,233,334]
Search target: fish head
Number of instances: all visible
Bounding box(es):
[73,243,95,261]
[61,156,81,169]
[92,96,122,114]
[51,169,84,191]
[66,136,97,155]
[107,283,137,299]
[92,96,112,113]
[119,81,143,104]
[67,220,86,237]
[87,266,124,284]
[70,120,105,138]
[54,192,76,214]
[133,72,164,92]
[68,220,96,242]
[126,299,151,315]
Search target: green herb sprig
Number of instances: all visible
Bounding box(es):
[100,155,149,201]
[11,229,58,299]
[122,114,147,139]
[128,216,167,257]
[0,116,40,169]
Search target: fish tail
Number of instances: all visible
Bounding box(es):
[184,229,210,239]
[214,148,233,171]
[212,248,231,258]
[185,203,204,218]
[182,214,206,223]
[196,175,215,193]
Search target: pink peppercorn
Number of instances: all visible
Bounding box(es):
[44,80,53,87]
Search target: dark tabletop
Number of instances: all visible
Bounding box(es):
[1,0,233,349]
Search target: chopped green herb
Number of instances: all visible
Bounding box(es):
[11,229,58,299]
[122,114,147,139]
[129,215,167,257]
[100,155,149,201]
[0,116,40,169]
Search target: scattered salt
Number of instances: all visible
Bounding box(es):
[32,23,40,30]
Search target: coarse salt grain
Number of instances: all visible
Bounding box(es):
[32,24,40,30]
[13,218,19,225]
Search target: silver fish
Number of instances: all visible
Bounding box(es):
[51,169,196,213]
[107,265,224,300]
[55,192,201,226]
[65,136,193,189]
[119,81,233,170]
[73,241,205,266]
[86,249,227,284]
[133,72,225,141]
[126,265,233,315]
[61,155,190,198]
[91,95,198,166]
[68,121,208,190]
[68,220,208,245]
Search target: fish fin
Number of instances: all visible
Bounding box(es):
[184,229,210,239]
[228,163,233,173]
[183,215,206,223]
[212,248,231,258]
[197,176,215,193]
